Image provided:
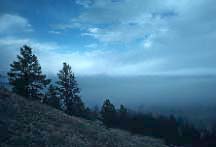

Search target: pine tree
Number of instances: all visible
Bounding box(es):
[56,62,85,116]
[101,99,116,126]
[46,84,60,109]
[117,104,128,128]
[118,104,128,118]
[8,45,50,99]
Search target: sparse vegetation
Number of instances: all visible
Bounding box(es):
[1,45,216,147]
[0,89,167,147]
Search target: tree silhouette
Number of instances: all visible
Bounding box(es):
[8,45,50,99]
[101,99,116,127]
[46,84,60,109]
[56,62,85,116]
[118,104,127,118]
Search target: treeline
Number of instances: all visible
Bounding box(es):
[99,99,216,146]
[6,45,216,146]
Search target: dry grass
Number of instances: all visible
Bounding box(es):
[0,89,168,147]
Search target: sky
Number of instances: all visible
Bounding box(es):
[0,0,216,76]
[1,0,216,111]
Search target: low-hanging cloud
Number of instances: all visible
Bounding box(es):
[0,0,216,76]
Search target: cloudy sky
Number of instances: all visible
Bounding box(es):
[0,0,216,76]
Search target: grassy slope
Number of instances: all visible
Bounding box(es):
[0,89,167,147]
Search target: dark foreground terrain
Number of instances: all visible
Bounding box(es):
[0,89,167,147]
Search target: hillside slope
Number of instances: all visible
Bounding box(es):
[0,89,167,147]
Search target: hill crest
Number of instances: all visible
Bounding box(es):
[0,89,167,147]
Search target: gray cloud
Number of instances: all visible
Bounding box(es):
[77,75,216,107]
[1,1,216,113]
[0,14,33,34]
[1,0,216,76]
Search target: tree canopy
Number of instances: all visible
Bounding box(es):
[8,45,50,99]
[56,62,85,117]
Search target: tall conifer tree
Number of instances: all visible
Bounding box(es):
[56,62,85,116]
[8,45,50,99]
[101,99,116,126]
